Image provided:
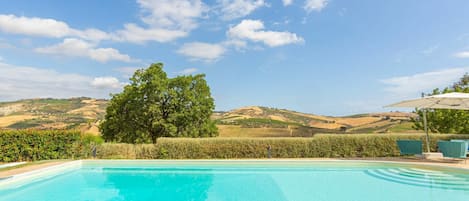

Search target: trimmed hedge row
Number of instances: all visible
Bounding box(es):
[97,134,469,159]
[0,130,100,162]
[3,132,469,161]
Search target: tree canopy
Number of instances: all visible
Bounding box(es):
[413,74,469,134]
[100,63,218,143]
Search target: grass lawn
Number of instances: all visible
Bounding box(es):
[388,122,418,133]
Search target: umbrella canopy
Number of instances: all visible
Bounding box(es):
[386,92,469,153]
[386,92,469,110]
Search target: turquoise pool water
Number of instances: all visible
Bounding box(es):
[0,160,468,201]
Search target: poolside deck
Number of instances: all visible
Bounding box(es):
[340,157,469,170]
[0,161,70,179]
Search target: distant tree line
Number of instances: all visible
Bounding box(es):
[413,74,469,134]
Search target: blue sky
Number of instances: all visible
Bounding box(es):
[0,0,469,116]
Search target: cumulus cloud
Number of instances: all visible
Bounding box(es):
[0,62,123,101]
[0,14,110,41]
[227,19,304,47]
[304,0,328,12]
[381,68,468,97]
[282,0,293,6]
[114,0,206,43]
[35,38,132,63]
[137,0,206,30]
[223,39,247,50]
[91,77,125,89]
[218,0,266,20]
[0,3,203,44]
[454,51,469,58]
[114,23,187,43]
[177,42,226,61]
[0,15,68,38]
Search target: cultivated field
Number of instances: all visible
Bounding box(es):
[0,98,107,134]
[0,98,419,136]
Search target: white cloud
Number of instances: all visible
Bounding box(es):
[115,23,187,43]
[223,39,247,50]
[91,77,125,89]
[304,0,328,12]
[381,68,468,97]
[35,38,132,63]
[0,14,110,41]
[73,29,111,42]
[219,0,266,20]
[0,8,199,44]
[454,51,469,58]
[0,62,122,101]
[282,0,293,6]
[176,68,198,75]
[227,19,304,47]
[113,0,206,43]
[137,0,206,30]
[177,42,226,61]
[0,15,69,38]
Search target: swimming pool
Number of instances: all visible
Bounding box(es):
[0,160,468,201]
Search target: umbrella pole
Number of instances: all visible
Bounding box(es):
[422,108,430,152]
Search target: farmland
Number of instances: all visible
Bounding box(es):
[0,98,418,136]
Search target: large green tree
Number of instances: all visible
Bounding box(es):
[413,74,469,134]
[100,63,218,143]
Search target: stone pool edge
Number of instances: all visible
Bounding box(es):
[0,160,82,189]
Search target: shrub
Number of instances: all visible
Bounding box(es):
[3,132,469,161]
[0,130,102,162]
[96,134,469,159]
[95,143,138,159]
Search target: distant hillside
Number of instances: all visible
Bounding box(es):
[0,97,107,134]
[0,98,418,136]
[213,106,418,137]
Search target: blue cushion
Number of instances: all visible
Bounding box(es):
[438,141,467,158]
[450,139,469,151]
[397,140,422,155]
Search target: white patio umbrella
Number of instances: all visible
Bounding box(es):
[386,92,469,152]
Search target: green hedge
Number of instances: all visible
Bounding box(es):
[3,132,469,161]
[0,130,101,162]
[97,134,469,159]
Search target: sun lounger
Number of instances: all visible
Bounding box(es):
[437,141,467,159]
[396,140,422,156]
[450,139,469,151]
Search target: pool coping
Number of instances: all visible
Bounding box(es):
[0,161,82,189]
[0,162,27,169]
[81,158,469,171]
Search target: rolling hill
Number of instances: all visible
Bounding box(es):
[213,106,418,137]
[0,97,107,134]
[0,98,418,136]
